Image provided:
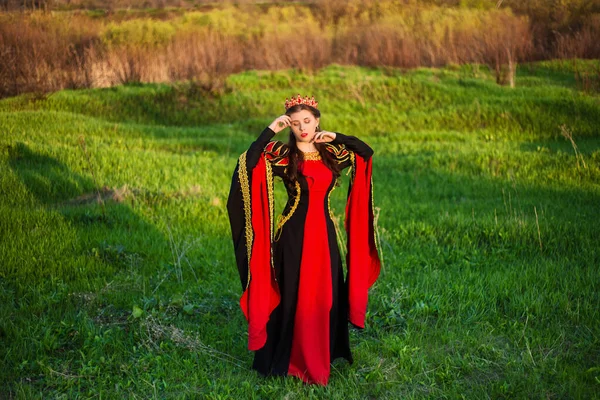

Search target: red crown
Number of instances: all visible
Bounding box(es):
[284,94,319,110]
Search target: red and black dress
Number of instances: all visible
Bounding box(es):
[226,127,381,385]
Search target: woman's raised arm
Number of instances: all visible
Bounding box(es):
[245,115,292,170]
[331,132,374,160]
[244,127,276,170]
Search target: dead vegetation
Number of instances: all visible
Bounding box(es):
[1,2,599,98]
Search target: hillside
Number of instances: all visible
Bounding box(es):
[1,60,599,398]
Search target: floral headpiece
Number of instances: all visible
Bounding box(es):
[284,94,318,110]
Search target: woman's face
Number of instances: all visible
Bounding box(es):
[288,109,320,143]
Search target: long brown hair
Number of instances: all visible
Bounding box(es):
[284,104,341,185]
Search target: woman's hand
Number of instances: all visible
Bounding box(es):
[313,130,337,143]
[268,115,292,134]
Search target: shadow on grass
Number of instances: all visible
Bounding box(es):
[43,83,266,129]
[6,142,186,288]
[517,64,579,89]
[3,143,254,397]
[519,137,600,155]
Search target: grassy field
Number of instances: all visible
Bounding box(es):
[1,59,599,398]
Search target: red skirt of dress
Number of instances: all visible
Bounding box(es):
[287,159,334,385]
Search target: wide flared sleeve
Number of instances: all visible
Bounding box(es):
[226,127,280,351]
[332,132,374,161]
[333,132,381,328]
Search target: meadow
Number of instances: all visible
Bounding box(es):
[1,59,599,398]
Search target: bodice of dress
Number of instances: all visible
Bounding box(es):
[298,159,333,194]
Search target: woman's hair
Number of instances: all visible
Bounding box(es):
[284,104,341,185]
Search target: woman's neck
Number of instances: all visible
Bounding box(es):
[296,142,317,153]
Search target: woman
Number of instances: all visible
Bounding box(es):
[227,94,381,385]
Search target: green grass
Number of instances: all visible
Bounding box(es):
[1,60,599,398]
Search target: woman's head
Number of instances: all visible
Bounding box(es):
[282,103,340,185]
[284,104,321,145]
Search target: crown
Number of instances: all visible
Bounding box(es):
[284,94,319,110]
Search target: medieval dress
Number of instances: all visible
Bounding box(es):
[226,127,381,385]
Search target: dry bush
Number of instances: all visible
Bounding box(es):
[0,13,101,97]
[163,31,245,94]
[104,46,152,84]
[333,25,420,68]
[252,32,332,71]
[164,29,331,89]
[330,9,531,75]
[311,0,403,28]
[473,13,532,86]
[312,0,357,27]
[502,0,600,59]
[554,16,600,59]
[0,4,598,98]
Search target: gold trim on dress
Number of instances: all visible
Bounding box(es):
[302,151,321,161]
[324,143,350,164]
[274,181,301,241]
[350,151,356,183]
[265,141,290,166]
[327,177,338,221]
[238,151,253,290]
[371,175,383,268]
[265,156,276,279]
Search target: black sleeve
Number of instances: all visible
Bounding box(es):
[246,127,277,170]
[331,132,374,160]
[227,126,276,291]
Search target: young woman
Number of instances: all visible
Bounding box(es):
[227,95,381,385]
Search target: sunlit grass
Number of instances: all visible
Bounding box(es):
[1,60,599,398]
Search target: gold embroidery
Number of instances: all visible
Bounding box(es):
[266,157,274,240]
[324,143,350,164]
[275,181,301,241]
[302,151,321,161]
[265,156,276,278]
[238,151,253,289]
[265,141,290,166]
[349,151,356,183]
[371,176,383,267]
[327,177,337,221]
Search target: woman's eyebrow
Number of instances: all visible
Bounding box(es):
[290,118,310,122]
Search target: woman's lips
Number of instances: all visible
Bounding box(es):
[300,133,308,138]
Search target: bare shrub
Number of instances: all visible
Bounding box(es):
[312,0,355,28]
[166,31,245,81]
[105,46,150,85]
[253,31,331,71]
[0,4,598,98]
[474,12,532,86]
[163,31,245,95]
[63,39,101,89]
[334,25,420,68]
[0,13,101,97]
[331,9,531,75]
[555,16,600,59]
